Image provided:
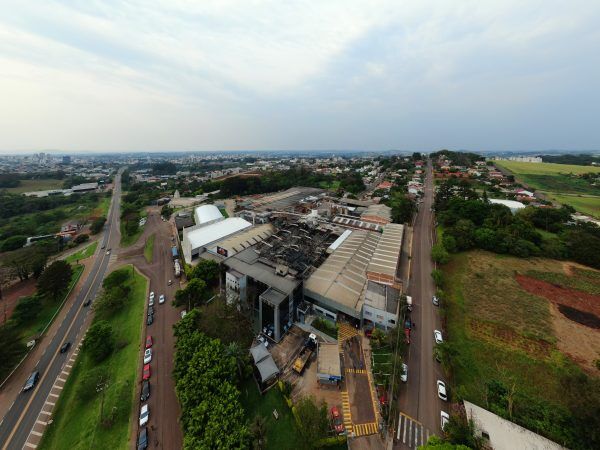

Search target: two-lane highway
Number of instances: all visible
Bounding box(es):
[0,171,123,450]
[396,161,445,449]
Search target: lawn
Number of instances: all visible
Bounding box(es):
[442,250,600,447]
[239,379,302,450]
[65,241,98,264]
[19,264,84,341]
[5,178,64,194]
[93,195,111,218]
[39,265,147,450]
[143,234,155,263]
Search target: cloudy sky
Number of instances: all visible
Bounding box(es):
[1,0,599,153]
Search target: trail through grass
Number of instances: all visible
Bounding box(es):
[143,234,155,263]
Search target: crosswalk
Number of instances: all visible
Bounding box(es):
[338,322,360,353]
[353,422,378,437]
[341,391,353,434]
[396,412,431,448]
[345,368,367,374]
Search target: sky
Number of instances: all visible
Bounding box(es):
[1,0,599,153]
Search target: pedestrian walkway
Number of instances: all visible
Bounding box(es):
[396,412,431,448]
[353,421,378,437]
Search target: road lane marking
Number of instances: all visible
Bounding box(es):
[30,431,42,437]
[24,442,37,448]
[44,401,55,406]
[35,421,47,426]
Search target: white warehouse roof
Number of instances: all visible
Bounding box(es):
[186,217,252,251]
[489,199,525,213]
[194,204,224,226]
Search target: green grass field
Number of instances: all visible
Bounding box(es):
[442,250,599,447]
[239,379,302,450]
[495,161,600,216]
[65,241,98,264]
[39,265,147,450]
[143,234,154,263]
[120,221,143,247]
[496,161,600,176]
[5,179,64,194]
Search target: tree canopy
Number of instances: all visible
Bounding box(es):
[37,260,73,300]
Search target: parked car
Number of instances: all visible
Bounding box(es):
[180,310,187,319]
[437,380,448,401]
[140,380,150,401]
[149,297,154,307]
[434,330,443,345]
[137,427,148,450]
[149,291,155,300]
[145,336,153,349]
[23,371,40,392]
[147,314,153,326]
[440,411,450,430]
[106,249,111,255]
[147,306,154,316]
[330,406,345,435]
[83,298,91,307]
[139,404,149,427]
[159,294,165,304]
[400,363,408,383]
[59,342,71,354]
[143,364,151,380]
[144,348,152,364]
[432,295,439,306]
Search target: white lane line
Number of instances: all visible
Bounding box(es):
[24,442,37,448]
[57,377,67,382]
[31,430,43,436]
[45,401,55,406]
[49,393,59,398]
[396,414,401,440]
[61,370,69,376]
[36,420,47,426]
[53,384,63,390]
[65,364,72,368]
[39,410,52,416]
[403,415,407,444]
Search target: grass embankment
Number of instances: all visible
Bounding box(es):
[443,250,600,447]
[93,196,111,218]
[39,266,147,450]
[65,242,98,264]
[20,264,84,341]
[240,379,302,450]
[5,179,64,193]
[495,161,600,217]
[143,234,155,263]
[120,221,144,247]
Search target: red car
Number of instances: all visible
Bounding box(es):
[145,336,153,349]
[143,364,151,380]
[330,406,345,435]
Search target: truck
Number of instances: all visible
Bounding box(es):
[293,333,317,374]
[171,246,179,260]
[174,259,181,277]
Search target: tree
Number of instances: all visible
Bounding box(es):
[74,234,90,244]
[294,396,329,449]
[83,320,114,362]
[0,235,27,252]
[420,436,471,449]
[250,415,267,450]
[0,323,26,376]
[188,259,220,284]
[443,408,483,449]
[431,269,444,287]
[431,243,450,264]
[90,217,106,234]
[11,295,40,325]
[173,278,210,309]
[37,260,73,301]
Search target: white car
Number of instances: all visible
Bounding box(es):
[440,411,450,430]
[434,330,443,345]
[149,297,154,307]
[432,295,439,306]
[143,348,152,364]
[400,363,408,383]
[437,380,448,401]
[159,294,165,305]
[181,310,187,319]
[139,404,149,427]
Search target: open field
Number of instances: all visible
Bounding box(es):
[65,241,98,264]
[4,179,64,194]
[39,266,147,450]
[495,161,600,217]
[495,161,600,176]
[443,250,600,448]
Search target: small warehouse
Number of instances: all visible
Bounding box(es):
[317,343,342,385]
[250,343,280,386]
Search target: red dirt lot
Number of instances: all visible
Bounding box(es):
[0,278,36,325]
[516,274,600,327]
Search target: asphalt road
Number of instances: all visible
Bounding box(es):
[119,209,183,450]
[0,172,123,450]
[396,162,445,449]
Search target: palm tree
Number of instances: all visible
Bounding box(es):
[250,415,268,450]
